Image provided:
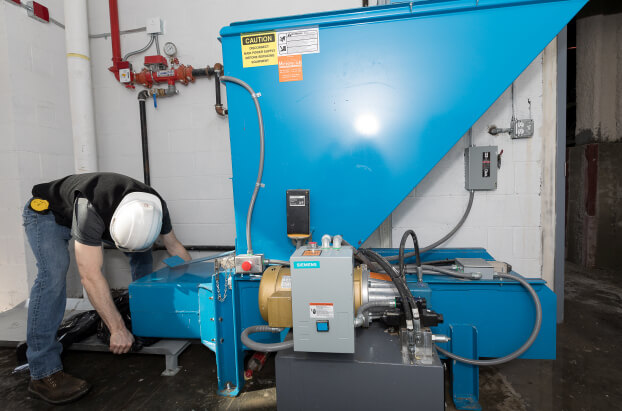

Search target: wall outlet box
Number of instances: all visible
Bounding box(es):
[146,17,163,34]
[511,119,534,139]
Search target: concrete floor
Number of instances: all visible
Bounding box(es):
[0,261,620,410]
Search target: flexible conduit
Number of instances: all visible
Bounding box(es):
[435,272,542,365]
[123,34,155,61]
[385,190,474,261]
[219,76,265,255]
[241,325,293,352]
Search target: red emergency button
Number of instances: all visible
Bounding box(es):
[241,261,253,271]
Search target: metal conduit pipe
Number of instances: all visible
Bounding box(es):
[219,76,264,255]
[241,325,293,352]
[137,90,151,185]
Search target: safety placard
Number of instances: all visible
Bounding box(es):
[277,28,319,56]
[309,303,334,319]
[241,31,277,68]
[279,55,303,82]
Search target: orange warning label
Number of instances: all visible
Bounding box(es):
[278,55,303,82]
[369,272,392,282]
[302,249,322,256]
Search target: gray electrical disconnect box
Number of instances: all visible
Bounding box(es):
[464,145,498,190]
[290,245,354,353]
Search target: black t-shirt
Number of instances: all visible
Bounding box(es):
[32,173,172,245]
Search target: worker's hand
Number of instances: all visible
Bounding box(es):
[109,326,135,354]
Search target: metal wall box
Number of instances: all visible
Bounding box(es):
[290,246,355,353]
[455,257,494,280]
[465,145,498,190]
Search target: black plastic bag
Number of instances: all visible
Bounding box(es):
[16,310,99,364]
[96,291,159,352]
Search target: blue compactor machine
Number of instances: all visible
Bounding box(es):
[130,0,588,409]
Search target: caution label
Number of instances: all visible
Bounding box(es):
[241,31,277,68]
[302,249,321,256]
[309,303,334,319]
[277,28,319,56]
[279,55,303,82]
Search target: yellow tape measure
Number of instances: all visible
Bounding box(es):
[30,198,50,212]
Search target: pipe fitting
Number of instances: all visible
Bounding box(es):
[321,234,332,249]
[333,235,343,249]
[215,104,227,116]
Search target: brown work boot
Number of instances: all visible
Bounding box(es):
[28,371,91,404]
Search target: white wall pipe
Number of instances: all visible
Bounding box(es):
[64,0,98,174]
[64,0,96,309]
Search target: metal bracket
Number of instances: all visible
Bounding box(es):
[449,324,481,411]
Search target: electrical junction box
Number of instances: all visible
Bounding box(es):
[286,189,310,237]
[146,17,163,34]
[511,119,535,139]
[455,258,495,280]
[290,245,354,353]
[465,145,498,190]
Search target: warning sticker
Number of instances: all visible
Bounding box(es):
[279,55,303,82]
[241,31,277,68]
[280,275,291,289]
[309,303,334,319]
[277,28,319,56]
[302,249,322,256]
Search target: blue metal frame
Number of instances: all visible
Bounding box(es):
[130,247,555,409]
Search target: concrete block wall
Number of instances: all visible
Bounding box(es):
[392,54,550,277]
[0,1,77,311]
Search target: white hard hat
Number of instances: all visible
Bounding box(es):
[109,192,163,252]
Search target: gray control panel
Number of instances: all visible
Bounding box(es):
[465,145,498,191]
[290,245,354,353]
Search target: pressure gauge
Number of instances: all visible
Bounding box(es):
[163,42,177,57]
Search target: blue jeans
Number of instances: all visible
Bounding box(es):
[23,202,153,379]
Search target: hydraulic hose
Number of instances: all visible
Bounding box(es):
[220,76,265,255]
[399,230,422,282]
[360,249,415,328]
[386,190,475,261]
[241,325,293,352]
[123,34,155,61]
[434,272,542,366]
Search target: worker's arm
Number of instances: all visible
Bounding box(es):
[160,229,192,261]
[74,241,134,354]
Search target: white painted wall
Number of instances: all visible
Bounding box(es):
[0,0,559,310]
[392,51,552,277]
[0,1,77,311]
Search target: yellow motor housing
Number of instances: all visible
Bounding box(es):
[258,265,364,328]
